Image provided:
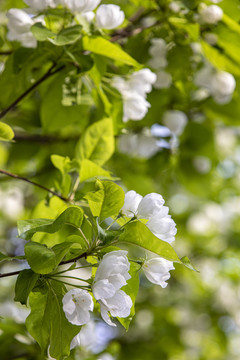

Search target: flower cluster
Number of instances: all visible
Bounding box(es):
[121,191,177,244]
[62,251,132,330]
[148,38,172,89]
[6,0,125,48]
[194,63,236,104]
[112,69,156,122]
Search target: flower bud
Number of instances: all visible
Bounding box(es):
[143,258,175,287]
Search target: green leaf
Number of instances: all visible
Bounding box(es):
[25,242,57,274]
[52,242,74,265]
[201,41,240,76]
[85,180,125,220]
[82,36,139,67]
[50,25,82,46]
[26,281,80,359]
[118,262,139,330]
[222,14,240,35]
[31,23,55,42]
[0,122,14,141]
[80,159,111,182]
[76,118,115,166]
[119,221,180,262]
[0,252,9,262]
[18,206,84,240]
[14,270,39,305]
[181,256,199,272]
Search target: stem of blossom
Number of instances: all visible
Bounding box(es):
[0,63,65,120]
[0,169,68,202]
[49,277,91,289]
[50,275,91,283]
[51,264,96,277]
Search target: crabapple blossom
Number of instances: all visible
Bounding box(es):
[62,289,93,326]
[148,38,168,69]
[23,0,56,11]
[163,110,188,136]
[96,5,125,29]
[146,209,177,244]
[137,193,165,219]
[199,5,223,24]
[123,93,151,123]
[154,70,172,89]
[6,9,38,48]
[143,258,175,287]
[92,251,132,326]
[62,0,101,13]
[127,69,157,97]
[121,190,143,217]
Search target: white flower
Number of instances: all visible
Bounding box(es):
[62,289,93,326]
[143,258,175,287]
[211,71,236,104]
[70,320,96,350]
[137,193,165,219]
[96,5,125,29]
[63,0,101,13]
[199,5,223,24]
[148,38,168,69]
[123,93,150,123]
[81,11,95,22]
[24,0,56,11]
[154,70,172,89]
[146,209,177,244]
[127,69,157,97]
[6,8,41,48]
[100,290,132,327]
[92,251,132,326]
[93,251,131,300]
[163,110,188,136]
[121,190,143,217]
[204,33,218,45]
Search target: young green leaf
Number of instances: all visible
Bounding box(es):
[82,36,140,67]
[14,269,39,305]
[76,118,115,166]
[24,242,57,275]
[31,23,55,42]
[18,206,84,240]
[0,122,14,141]
[26,281,80,359]
[119,221,181,262]
[80,159,111,182]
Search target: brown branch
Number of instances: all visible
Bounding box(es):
[14,132,79,143]
[0,169,68,202]
[0,252,88,278]
[0,63,65,120]
[0,51,12,56]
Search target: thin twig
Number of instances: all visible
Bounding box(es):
[14,132,79,143]
[0,63,65,120]
[0,169,68,202]
[0,51,12,56]
[0,252,88,279]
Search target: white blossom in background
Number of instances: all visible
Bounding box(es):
[118,131,160,159]
[81,11,95,22]
[92,251,132,326]
[112,68,156,122]
[204,33,218,45]
[6,8,43,48]
[143,258,175,287]
[96,4,125,29]
[148,38,168,69]
[62,0,101,13]
[62,289,94,326]
[0,302,30,323]
[199,5,223,24]
[194,64,236,104]
[70,320,96,350]
[98,353,115,360]
[169,2,181,13]
[154,70,172,89]
[163,110,188,136]
[0,188,24,219]
[23,0,56,11]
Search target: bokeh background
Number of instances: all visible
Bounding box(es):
[1,0,240,359]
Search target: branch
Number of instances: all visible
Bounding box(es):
[0,252,88,278]
[14,132,79,143]
[0,51,12,56]
[0,169,68,202]
[0,63,65,120]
